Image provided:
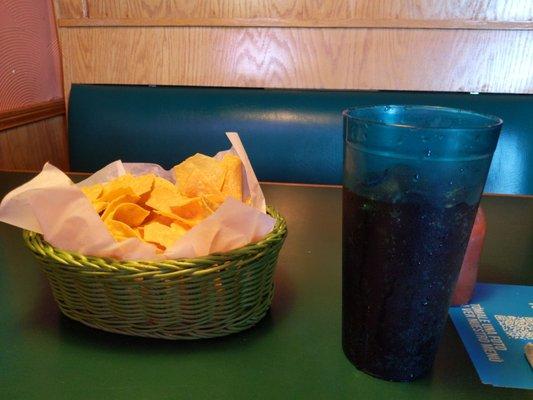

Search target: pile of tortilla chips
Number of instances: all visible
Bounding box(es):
[81,153,245,251]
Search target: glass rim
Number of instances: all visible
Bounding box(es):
[342,105,503,131]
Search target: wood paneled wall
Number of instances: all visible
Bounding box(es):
[0,114,68,171]
[0,100,68,170]
[54,0,533,103]
[59,28,532,95]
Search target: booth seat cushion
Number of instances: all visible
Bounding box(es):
[68,84,532,195]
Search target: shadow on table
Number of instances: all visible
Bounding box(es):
[57,308,274,353]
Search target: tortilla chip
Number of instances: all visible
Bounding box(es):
[101,193,140,221]
[170,196,209,219]
[221,154,243,201]
[150,210,192,229]
[179,168,223,198]
[99,185,138,203]
[145,185,188,212]
[129,173,156,196]
[105,219,142,242]
[174,153,225,194]
[110,203,150,227]
[201,193,227,214]
[153,176,177,192]
[142,221,187,249]
[100,174,132,197]
[81,184,103,202]
[144,212,175,226]
[92,201,108,214]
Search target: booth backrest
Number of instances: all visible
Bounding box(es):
[69,84,532,195]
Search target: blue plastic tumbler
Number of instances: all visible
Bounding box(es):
[342,105,502,381]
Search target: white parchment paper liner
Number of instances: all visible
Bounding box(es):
[0,132,275,260]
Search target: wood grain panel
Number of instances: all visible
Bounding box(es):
[59,27,533,99]
[86,0,533,21]
[54,0,87,19]
[0,116,69,171]
[0,100,65,131]
[57,17,533,30]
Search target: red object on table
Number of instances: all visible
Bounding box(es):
[451,207,487,306]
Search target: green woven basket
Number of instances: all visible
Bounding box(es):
[23,207,287,340]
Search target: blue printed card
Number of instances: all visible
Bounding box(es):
[449,283,533,390]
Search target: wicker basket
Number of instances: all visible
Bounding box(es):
[23,207,287,340]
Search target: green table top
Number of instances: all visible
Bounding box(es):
[0,172,531,399]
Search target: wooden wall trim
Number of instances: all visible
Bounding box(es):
[0,99,66,131]
[57,17,533,30]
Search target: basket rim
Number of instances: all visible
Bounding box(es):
[23,206,287,274]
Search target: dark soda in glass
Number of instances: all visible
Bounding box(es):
[342,105,502,381]
[342,187,477,380]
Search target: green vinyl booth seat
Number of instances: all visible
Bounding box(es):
[68,84,533,195]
